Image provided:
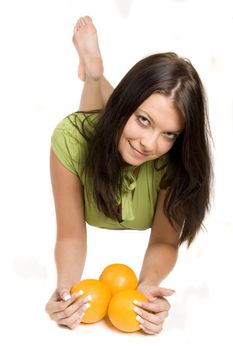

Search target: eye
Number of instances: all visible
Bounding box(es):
[163,132,178,140]
[137,115,150,126]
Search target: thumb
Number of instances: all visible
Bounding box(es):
[57,287,72,302]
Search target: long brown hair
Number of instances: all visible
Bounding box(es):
[72,52,213,246]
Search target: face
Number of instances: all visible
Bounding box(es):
[118,93,184,166]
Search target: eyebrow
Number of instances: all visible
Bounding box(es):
[138,108,184,134]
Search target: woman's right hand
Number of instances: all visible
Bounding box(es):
[45,288,91,329]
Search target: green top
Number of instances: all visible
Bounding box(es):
[51,112,167,230]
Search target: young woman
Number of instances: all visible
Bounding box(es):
[45,16,212,335]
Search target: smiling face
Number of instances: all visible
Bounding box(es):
[118,93,184,166]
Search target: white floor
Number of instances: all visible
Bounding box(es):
[1,0,233,349]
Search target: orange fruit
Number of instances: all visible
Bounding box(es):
[99,263,138,295]
[71,279,111,324]
[108,289,147,332]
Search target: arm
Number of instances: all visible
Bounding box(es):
[45,150,90,329]
[139,189,180,286]
[135,189,181,335]
[50,149,87,290]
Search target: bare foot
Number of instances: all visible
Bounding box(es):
[72,16,103,81]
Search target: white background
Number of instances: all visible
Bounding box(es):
[0,0,233,349]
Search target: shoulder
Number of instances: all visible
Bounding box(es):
[53,111,100,141]
[50,111,100,176]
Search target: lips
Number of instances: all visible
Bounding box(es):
[128,141,147,157]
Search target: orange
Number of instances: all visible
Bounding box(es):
[71,279,111,324]
[99,263,138,295]
[108,289,147,332]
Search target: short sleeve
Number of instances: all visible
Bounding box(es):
[51,113,90,178]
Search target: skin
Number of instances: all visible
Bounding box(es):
[118,93,183,167]
[46,16,182,335]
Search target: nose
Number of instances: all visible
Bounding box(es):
[140,131,159,153]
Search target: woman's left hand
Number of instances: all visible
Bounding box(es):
[135,284,175,335]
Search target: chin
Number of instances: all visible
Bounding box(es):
[123,157,145,166]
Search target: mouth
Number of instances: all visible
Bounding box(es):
[128,141,148,157]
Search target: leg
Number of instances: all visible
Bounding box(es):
[73,16,114,111]
[100,76,114,106]
[79,76,113,111]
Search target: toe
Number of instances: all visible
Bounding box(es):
[84,16,93,24]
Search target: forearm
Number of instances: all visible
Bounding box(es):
[55,235,87,290]
[139,243,178,286]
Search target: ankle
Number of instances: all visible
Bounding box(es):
[85,75,103,84]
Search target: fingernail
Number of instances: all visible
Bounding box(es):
[148,296,157,302]
[74,290,84,298]
[83,302,91,311]
[139,324,146,331]
[80,311,85,319]
[136,315,144,324]
[133,299,142,306]
[82,295,92,303]
[133,306,142,316]
[62,293,71,301]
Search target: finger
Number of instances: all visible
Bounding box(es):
[53,295,92,322]
[45,299,60,316]
[58,305,88,329]
[62,290,84,306]
[134,306,168,324]
[137,314,163,334]
[136,313,164,334]
[47,290,85,316]
[45,290,60,311]
[142,310,169,325]
[56,293,93,328]
[58,287,82,302]
[152,311,169,325]
[151,298,171,313]
[134,298,170,313]
[139,322,162,335]
[45,291,64,315]
[56,289,84,311]
[147,286,175,298]
[68,311,86,330]
[61,291,72,302]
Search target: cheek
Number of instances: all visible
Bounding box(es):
[122,121,140,140]
[157,140,174,155]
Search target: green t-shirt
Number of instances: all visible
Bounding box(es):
[51,112,166,230]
